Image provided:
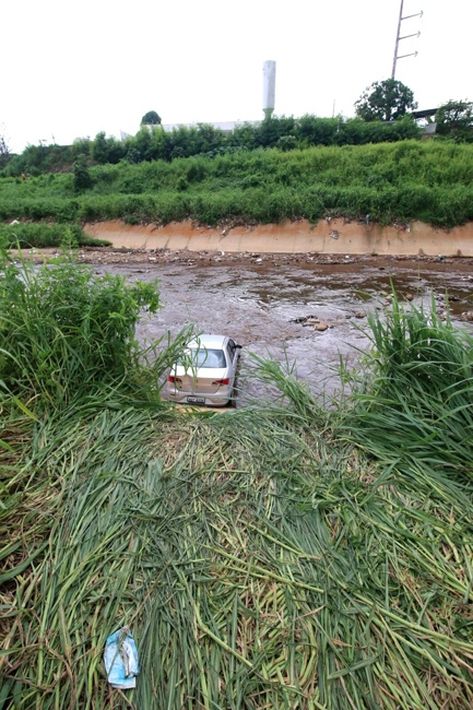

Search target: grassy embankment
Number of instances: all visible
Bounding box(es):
[1,141,473,248]
[1,252,472,708]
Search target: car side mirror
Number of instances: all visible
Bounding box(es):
[235,344,242,349]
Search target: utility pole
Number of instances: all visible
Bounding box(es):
[391,0,423,79]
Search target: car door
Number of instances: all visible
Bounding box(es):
[226,339,239,385]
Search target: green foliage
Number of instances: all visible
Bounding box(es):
[71,137,92,159]
[2,142,78,176]
[0,134,10,168]
[92,131,126,164]
[348,293,473,484]
[355,78,417,121]
[1,141,473,227]
[0,255,159,404]
[276,134,298,151]
[126,126,168,163]
[1,114,421,177]
[141,110,161,125]
[436,100,473,142]
[0,222,109,248]
[72,156,93,192]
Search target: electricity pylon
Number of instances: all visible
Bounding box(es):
[391,0,423,79]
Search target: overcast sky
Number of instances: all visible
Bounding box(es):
[2,0,472,152]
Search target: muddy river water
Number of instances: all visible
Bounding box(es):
[97,256,473,403]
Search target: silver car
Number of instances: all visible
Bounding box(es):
[166,334,242,407]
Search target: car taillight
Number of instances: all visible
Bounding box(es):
[167,375,182,383]
[212,378,230,385]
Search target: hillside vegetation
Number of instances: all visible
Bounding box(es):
[2,116,420,176]
[1,142,473,240]
[1,255,473,707]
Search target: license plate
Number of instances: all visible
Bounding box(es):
[187,396,205,405]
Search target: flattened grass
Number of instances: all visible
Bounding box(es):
[1,269,472,708]
[2,399,472,708]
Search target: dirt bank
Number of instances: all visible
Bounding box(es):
[85,218,473,257]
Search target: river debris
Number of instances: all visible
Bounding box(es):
[12,245,473,268]
[291,315,331,331]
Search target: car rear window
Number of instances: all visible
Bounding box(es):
[180,348,227,368]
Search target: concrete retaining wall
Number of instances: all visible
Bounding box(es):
[85,219,473,257]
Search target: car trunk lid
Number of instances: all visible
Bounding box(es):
[172,366,229,395]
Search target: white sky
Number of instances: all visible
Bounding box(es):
[2,0,472,152]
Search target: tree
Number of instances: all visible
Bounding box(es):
[435,100,473,142]
[355,79,417,122]
[72,137,92,160]
[73,156,93,192]
[141,110,161,126]
[0,135,10,168]
[92,132,126,164]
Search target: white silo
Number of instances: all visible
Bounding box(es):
[263,60,276,119]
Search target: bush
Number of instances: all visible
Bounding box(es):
[436,100,473,142]
[0,222,109,248]
[0,256,159,404]
[73,157,93,192]
[92,132,126,164]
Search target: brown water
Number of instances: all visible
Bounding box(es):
[97,258,473,403]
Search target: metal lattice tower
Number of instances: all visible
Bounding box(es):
[391,0,423,79]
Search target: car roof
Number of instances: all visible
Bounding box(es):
[187,334,228,349]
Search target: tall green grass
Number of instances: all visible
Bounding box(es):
[0,222,109,248]
[0,252,188,409]
[0,259,146,405]
[347,295,473,489]
[1,141,473,227]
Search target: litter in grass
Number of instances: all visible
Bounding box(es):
[103,627,139,690]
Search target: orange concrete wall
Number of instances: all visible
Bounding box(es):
[85,219,473,257]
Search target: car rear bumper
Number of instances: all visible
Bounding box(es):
[166,386,233,407]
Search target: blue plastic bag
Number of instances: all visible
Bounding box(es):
[103,627,139,689]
